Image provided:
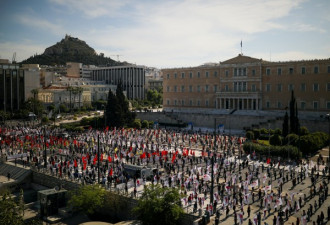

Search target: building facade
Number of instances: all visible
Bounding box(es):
[0,63,40,112]
[91,65,145,100]
[162,54,330,112]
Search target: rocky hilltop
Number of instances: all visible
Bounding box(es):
[21,35,124,66]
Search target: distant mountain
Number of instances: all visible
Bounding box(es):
[21,35,125,66]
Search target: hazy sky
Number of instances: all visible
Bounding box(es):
[0,0,329,68]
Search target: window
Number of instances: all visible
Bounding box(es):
[234,68,237,76]
[300,83,306,92]
[327,102,330,110]
[225,85,229,92]
[266,68,271,75]
[234,82,238,92]
[189,100,193,106]
[243,82,247,91]
[243,68,247,76]
[213,85,218,92]
[197,72,200,78]
[189,72,193,78]
[197,85,200,92]
[301,67,306,74]
[205,71,209,78]
[277,68,282,75]
[277,84,282,92]
[288,84,294,91]
[289,68,294,74]
[266,101,270,108]
[181,85,184,92]
[174,100,177,106]
[314,66,319,74]
[225,70,229,77]
[189,85,192,92]
[174,73,177,78]
[301,102,306,110]
[313,83,319,92]
[328,66,330,73]
[277,101,282,109]
[251,84,256,92]
[167,74,169,79]
[166,86,170,92]
[181,72,185,78]
[266,84,271,92]
[197,100,200,106]
[174,85,177,92]
[313,101,318,110]
[214,71,218,77]
[181,100,184,106]
[205,100,209,107]
[167,100,170,105]
[252,69,256,76]
[205,85,209,92]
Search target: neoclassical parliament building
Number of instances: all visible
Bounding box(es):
[162,54,330,113]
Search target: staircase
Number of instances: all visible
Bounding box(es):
[0,162,32,191]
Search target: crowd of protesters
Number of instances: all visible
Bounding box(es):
[1,124,330,225]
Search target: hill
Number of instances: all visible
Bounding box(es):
[20,35,124,66]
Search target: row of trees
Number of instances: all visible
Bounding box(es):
[68,184,183,225]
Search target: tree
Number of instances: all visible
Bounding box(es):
[68,184,106,216]
[289,91,300,134]
[282,111,289,137]
[0,189,23,225]
[31,89,39,115]
[22,98,44,118]
[270,134,282,146]
[133,184,184,225]
[105,81,136,128]
[105,90,119,127]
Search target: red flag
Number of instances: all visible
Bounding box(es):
[267,158,271,164]
[109,168,113,176]
[83,163,87,170]
[172,154,176,163]
[93,156,97,165]
[73,139,77,146]
[108,156,112,162]
[74,159,78,167]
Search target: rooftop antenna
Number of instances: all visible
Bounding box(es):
[240,40,242,55]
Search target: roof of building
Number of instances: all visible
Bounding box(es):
[220,54,265,64]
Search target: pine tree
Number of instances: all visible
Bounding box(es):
[105,80,136,128]
[105,89,119,127]
[282,111,289,137]
[289,91,300,134]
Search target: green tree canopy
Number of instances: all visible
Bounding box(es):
[0,190,23,225]
[133,184,184,225]
[68,184,106,216]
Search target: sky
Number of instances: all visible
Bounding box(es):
[0,0,329,68]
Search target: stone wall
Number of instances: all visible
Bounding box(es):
[137,112,328,133]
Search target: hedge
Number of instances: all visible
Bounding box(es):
[243,142,302,160]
